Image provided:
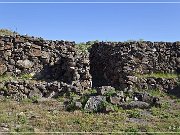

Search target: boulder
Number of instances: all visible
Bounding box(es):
[29,88,43,99]
[109,96,122,105]
[84,96,106,112]
[133,92,160,105]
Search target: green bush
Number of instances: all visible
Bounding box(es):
[148,88,166,97]
[83,89,97,95]
[75,40,99,53]
[80,95,89,108]
[75,42,91,53]
[103,89,116,97]
[17,113,27,124]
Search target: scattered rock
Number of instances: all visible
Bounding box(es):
[120,101,150,109]
[29,88,42,99]
[133,92,160,105]
[109,96,122,105]
[84,96,106,112]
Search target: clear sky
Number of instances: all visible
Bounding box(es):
[0,0,180,42]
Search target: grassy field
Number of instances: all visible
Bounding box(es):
[0,92,180,134]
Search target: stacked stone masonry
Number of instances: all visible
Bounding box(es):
[0,35,92,99]
[90,41,180,92]
[0,35,180,101]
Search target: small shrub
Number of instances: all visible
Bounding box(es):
[30,96,39,103]
[69,92,81,101]
[103,89,116,97]
[19,73,34,80]
[83,89,97,95]
[69,92,77,98]
[75,42,92,53]
[112,105,119,112]
[66,100,76,111]
[97,100,119,112]
[148,88,166,97]
[18,113,27,124]
[126,109,142,118]
[97,100,109,112]
[80,95,89,108]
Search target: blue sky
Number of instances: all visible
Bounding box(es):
[0,0,180,42]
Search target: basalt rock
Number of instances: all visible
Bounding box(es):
[0,35,92,95]
[0,34,180,111]
[133,92,160,105]
[90,41,180,93]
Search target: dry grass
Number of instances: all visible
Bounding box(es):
[0,93,180,134]
[0,29,18,36]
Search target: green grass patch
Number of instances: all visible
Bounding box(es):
[135,72,179,79]
[150,107,173,119]
[0,73,34,82]
[0,98,180,132]
[82,89,97,95]
[103,89,116,97]
[126,109,142,118]
[148,88,167,97]
[0,74,16,82]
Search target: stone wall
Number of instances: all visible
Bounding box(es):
[0,35,92,99]
[0,35,180,102]
[90,41,180,92]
